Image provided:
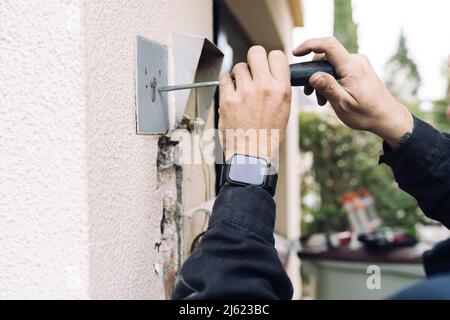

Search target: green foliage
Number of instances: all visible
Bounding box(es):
[334,0,358,53]
[432,61,450,131]
[433,99,450,131]
[299,112,426,235]
[385,31,421,103]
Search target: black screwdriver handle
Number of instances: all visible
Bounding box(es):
[290,61,339,86]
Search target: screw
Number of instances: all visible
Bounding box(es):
[150,77,157,102]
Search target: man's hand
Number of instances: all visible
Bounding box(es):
[219,46,292,163]
[293,37,414,149]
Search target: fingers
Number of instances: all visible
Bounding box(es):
[247,45,272,81]
[292,37,349,67]
[309,72,354,107]
[268,50,290,85]
[304,54,329,97]
[304,84,314,96]
[219,72,235,101]
[231,62,252,91]
[315,91,328,106]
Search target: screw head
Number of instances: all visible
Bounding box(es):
[150,77,157,102]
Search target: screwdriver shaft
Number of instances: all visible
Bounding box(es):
[158,81,220,92]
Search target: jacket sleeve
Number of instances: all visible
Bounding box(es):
[379,116,450,229]
[172,185,293,300]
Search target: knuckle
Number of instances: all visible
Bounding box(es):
[220,93,235,105]
[258,83,272,96]
[349,54,366,73]
[220,100,234,111]
[240,86,253,98]
[219,73,231,85]
[282,87,292,100]
[356,54,370,67]
[325,38,338,51]
[328,36,338,45]
[219,73,228,81]
[230,95,241,105]
[322,81,335,96]
[274,84,291,100]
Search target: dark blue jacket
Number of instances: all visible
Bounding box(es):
[173,116,450,300]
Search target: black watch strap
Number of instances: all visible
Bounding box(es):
[263,171,278,197]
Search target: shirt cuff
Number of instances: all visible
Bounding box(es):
[209,185,276,244]
[379,116,443,181]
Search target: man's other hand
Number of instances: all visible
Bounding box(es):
[293,37,414,149]
[219,46,292,163]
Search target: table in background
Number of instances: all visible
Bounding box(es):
[298,243,430,300]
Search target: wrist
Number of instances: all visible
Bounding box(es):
[221,128,283,168]
[224,147,273,164]
[373,104,414,150]
[223,137,278,164]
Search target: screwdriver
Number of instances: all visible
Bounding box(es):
[158,61,338,93]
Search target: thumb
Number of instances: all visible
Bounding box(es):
[309,72,349,106]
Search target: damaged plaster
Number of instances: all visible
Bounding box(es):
[157,136,184,298]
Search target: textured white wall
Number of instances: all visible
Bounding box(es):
[0,0,212,299]
[83,0,212,300]
[0,0,89,299]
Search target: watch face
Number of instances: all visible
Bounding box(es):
[228,154,269,186]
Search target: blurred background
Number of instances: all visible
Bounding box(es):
[293,0,450,299]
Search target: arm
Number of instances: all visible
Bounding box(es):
[293,37,450,280]
[384,120,450,281]
[172,185,293,300]
[173,46,293,299]
[379,117,450,228]
[294,38,450,227]
[293,37,449,225]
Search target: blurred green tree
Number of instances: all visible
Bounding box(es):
[299,112,426,236]
[334,0,358,53]
[432,57,450,131]
[385,31,421,104]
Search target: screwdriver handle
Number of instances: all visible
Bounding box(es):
[290,61,339,86]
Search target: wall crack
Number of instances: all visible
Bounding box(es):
[157,136,184,299]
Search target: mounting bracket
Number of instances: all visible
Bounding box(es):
[135,34,223,135]
[136,36,168,135]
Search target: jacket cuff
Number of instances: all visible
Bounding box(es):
[379,116,443,181]
[210,185,276,244]
[423,238,450,277]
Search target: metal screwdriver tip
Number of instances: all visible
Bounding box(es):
[158,81,220,93]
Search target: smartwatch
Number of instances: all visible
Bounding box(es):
[220,154,278,197]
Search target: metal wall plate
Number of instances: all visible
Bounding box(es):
[136,36,168,134]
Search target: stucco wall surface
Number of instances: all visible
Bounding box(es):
[1,0,212,299]
[0,0,89,299]
[83,0,212,300]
